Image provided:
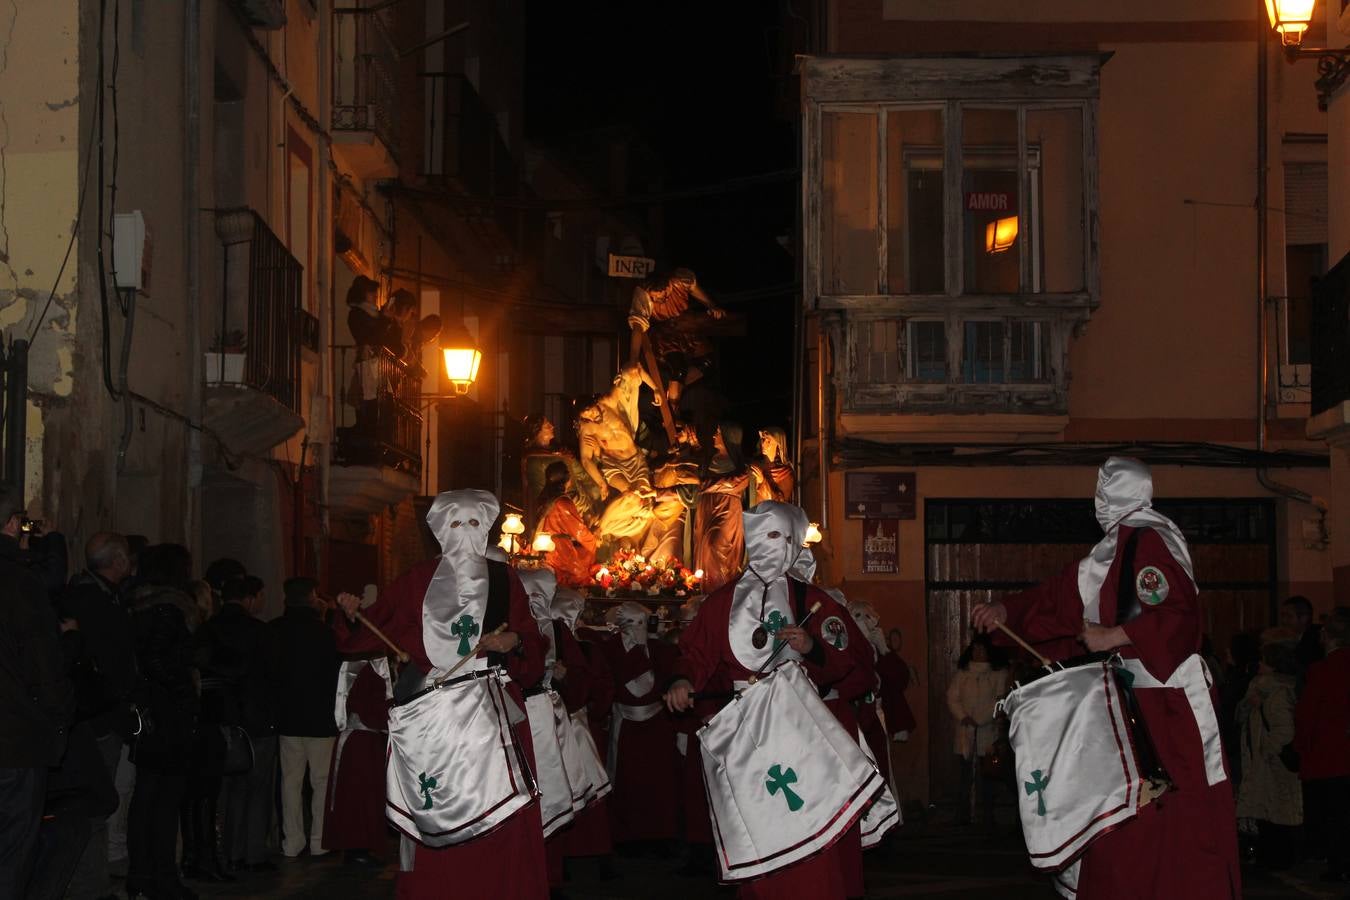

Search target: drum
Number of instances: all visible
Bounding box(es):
[525,690,578,837]
[561,706,611,808]
[697,662,883,882]
[1000,656,1162,872]
[386,668,537,848]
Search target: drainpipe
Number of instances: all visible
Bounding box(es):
[1254,6,1327,545]
[184,0,204,555]
[317,0,334,556]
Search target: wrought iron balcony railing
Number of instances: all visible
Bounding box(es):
[334,6,399,155]
[334,343,424,476]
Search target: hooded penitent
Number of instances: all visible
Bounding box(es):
[518,567,559,676]
[1077,457,1195,623]
[730,501,810,671]
[608,601,652,652]
[551,587,586,634]
[846,597,888,658]
[422,489,499,671]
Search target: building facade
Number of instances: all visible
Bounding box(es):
[797,0,1335,809]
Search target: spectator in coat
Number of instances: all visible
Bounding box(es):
[268,577,340,859]
[125,544,201,900]
[199,574,278,876]
[56,532,137,900]
[1294,606,1350,884]
[0,529,74,898]
[946,636,1008,827]
[1236,636,1302,870]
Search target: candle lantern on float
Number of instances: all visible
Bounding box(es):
[803,523,823,547]
[499,512,526,557]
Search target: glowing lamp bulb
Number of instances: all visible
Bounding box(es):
[1266,0,1315,46]
[693,569,704,580]
[498,533,516,553]
[803,523,823,546]
[532,532,556,554]
[501,513,525,536]
[984,216,1019,254]
[442,346,483,395]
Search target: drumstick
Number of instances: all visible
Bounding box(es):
[434,623,509,687]
[748,601,823,685]
[995,621,1051,668]
[352,611,411,664]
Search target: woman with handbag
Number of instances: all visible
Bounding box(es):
[1236,634,1302,870]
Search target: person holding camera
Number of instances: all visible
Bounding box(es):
[0,508,75,898]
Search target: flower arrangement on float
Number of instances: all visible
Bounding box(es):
[590,549,703,597]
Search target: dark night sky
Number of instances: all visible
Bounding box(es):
[524,2,799,436]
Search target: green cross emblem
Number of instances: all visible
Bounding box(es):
[418,771,438,810]
[763,610,789,651]
[766,764,804,812]
[1024,769,1049,816]
[450,614,479,657]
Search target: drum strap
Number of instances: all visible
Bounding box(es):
[1114,528,1145,625]
[484,559,510,669]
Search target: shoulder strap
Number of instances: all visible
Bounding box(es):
[484,560,510,634]
[1114,527,1146,626]
[790,577,809,623]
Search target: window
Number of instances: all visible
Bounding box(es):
[1280,159,1326,403]
[804,55,1102,413]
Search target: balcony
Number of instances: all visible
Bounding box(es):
[331,345,424,515]
[420,73,539,256]
[333,6,399,179]
[206,209,305,456]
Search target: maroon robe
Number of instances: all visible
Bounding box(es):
[876,651,917,736]
[674,579,875,900]
[322,662,390,853]
[333,559,549,900]
[999,525,1240,899]
[558,634,615,859]
[595,634,681,843]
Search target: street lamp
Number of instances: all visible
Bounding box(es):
[440,320,482,395]
[1267,0,1315,45]
[1266,0,1350,110]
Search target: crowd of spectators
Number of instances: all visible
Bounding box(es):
[0,511,343,900]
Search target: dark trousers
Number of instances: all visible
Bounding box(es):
[65,731,123,899]
[1304,775,1350,875]
[180,772,222,868]
[0,767,45,898]
[127,768,186,897]
[26,811,91,900]
[222,734,277,865]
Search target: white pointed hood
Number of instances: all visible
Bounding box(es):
[422,490,499,670]
[608,600,652,652]
[1077,457,1195,622]
[730,501,810,671]
[518,567,559,675]
[550,587,586,634]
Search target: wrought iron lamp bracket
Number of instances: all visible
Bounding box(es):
[1287,46,1350,111]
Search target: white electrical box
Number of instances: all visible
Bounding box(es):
[112,211,151,293]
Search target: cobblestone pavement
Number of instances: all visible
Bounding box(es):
[190,826,1344,899]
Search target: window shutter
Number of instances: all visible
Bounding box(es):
[1284,162,1328,246]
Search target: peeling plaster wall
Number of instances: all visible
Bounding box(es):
[0,0,83,523]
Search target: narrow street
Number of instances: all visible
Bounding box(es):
[191,825,1338,899]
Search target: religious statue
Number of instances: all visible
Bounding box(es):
[694,422,751,593]
[643,423,702,564]
[751,426,795,504]
[532,460,598,588]
[577,365,663,551]
[627,268,725,409]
